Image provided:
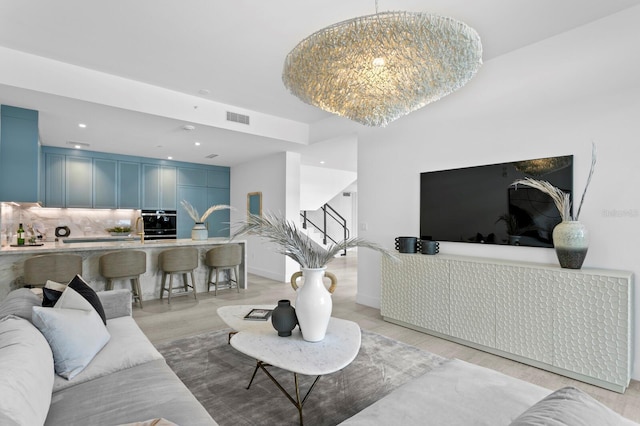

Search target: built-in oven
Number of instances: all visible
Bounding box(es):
[141,210,177,241]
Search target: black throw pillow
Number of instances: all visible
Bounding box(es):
[67,275,107,325]
[42,287,63,307]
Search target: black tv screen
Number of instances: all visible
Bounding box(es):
[420,155,573,247]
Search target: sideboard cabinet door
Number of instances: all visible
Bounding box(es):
[495,265,553,364]
[449,260,495,348]
[381,254,450,335]
[553,270,631,387]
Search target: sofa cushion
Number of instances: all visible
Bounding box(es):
[68,275,107,325]
[32,306,111,380]
[0,288,41,321]
[339,358,551,425]
[46,359,217,425]
[510,386,639,426]
[53,316,164,392]
[0,315,54,426]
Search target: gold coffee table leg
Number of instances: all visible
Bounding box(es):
[247,361,321,426]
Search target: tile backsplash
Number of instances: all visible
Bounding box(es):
[1,203,139,245]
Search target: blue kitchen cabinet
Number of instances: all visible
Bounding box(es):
[178,167,207,187]
[44,153,65,207]
[207,187,230,237]
[65,156,93,208]
[207,168,230,188]
[118,161,140,209]
[93,158,117,208]
[0,105,39,202]
[142,164,177,210]
[177,186,207,239]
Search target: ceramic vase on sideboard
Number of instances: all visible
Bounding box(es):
[290,267,337,342]
[552,220,589,269]
[191,223,208,240]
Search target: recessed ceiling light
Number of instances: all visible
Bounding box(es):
[167,156,173,160]
[183,124,196,131]
[198,89,211,95]
[320,161,325,165]
[194,141,201,146]
[78,123,87,128]
[66,141,90,149]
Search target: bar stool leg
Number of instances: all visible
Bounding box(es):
[190,271,197,300]
[132,277,143,309]
[160,272,166,300]
[234,265,240,293]
[168,273,174,304]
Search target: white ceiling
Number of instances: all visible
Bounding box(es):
[0,0,638,171]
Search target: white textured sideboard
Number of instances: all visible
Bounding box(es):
[381,254,633,392]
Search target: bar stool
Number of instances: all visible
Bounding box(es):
[205,244,242,295]
[159,247,198,304]
[23,254,83,287]
[99,250,146,308]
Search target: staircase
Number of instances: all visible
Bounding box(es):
[300,203,350,256]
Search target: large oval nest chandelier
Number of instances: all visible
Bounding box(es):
[282,11,483,127]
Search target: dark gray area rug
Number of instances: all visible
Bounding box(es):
[155,328,447,426]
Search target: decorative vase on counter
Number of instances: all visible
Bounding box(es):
[271,300,298,337]
[290,267,337,342]
[552,220,589,269]
[191,223,208,241]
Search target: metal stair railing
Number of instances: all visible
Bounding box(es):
[301,203,350,256]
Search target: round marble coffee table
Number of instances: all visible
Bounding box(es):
[217,305,362,425]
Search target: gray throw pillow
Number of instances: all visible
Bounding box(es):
[0,288,41,321]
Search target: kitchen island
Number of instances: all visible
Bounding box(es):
[0,238,247,301]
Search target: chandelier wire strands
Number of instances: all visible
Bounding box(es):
[282,10,483,127]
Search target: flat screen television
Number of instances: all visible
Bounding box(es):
[420,155,573,248]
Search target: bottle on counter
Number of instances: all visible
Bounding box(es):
[17,223,25,246]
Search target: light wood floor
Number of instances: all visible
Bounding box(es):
[133,252,640,422]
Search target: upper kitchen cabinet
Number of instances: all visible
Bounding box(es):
[44,153,65,207]
[118,161,140,209]
[93,158,117,208]
[66,156,93,208]
[0,105,40,202]
[40,147,228,211]
[208,168,230,188]
[142,164,177,210]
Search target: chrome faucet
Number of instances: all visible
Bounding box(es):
[135,216,145,244]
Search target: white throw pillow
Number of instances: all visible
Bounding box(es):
[0,315,54,425]
[54,285,95,311]
[32,306,111,380]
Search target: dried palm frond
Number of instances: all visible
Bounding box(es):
[180,200,232,223]
[512,177,572,221]
[230,212,396,269]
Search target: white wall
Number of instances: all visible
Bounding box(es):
[356,7,640,377]
[230,151,301,282]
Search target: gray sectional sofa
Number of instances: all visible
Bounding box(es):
[0,288,216,426]
[1,285,638,426]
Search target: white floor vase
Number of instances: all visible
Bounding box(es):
[291,267,337,342]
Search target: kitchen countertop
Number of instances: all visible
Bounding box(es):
[0,237,238,255]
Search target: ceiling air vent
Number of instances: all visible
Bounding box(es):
[226,111,250,125]
[205,154,219,159]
